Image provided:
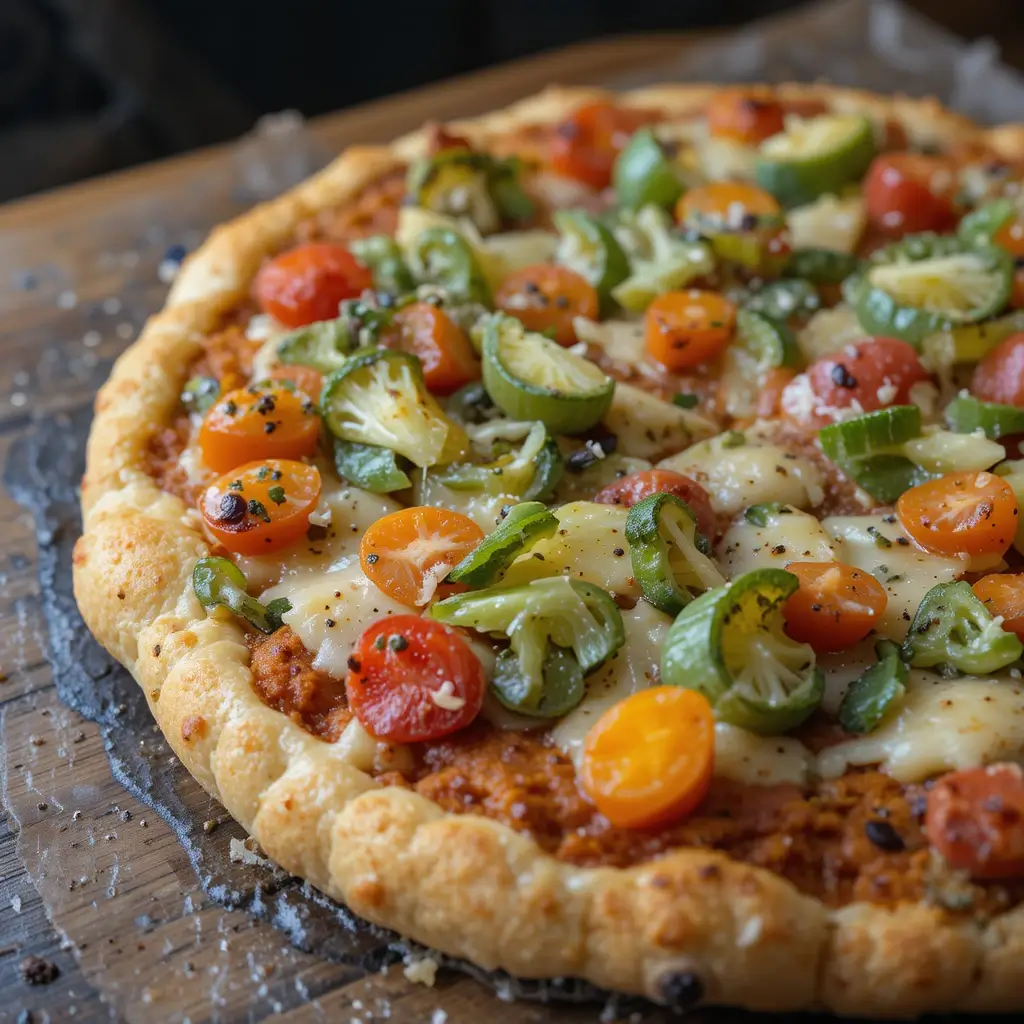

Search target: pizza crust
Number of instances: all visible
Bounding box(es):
[74,85,1024,1015]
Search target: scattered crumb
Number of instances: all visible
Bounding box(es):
[20,955,60,986]
[11,895,22,913]
[402,955,439,987]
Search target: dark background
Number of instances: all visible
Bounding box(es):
[1,0,1023,203]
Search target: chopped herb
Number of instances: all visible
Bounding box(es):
[867,526,892,549]
[247,499,270,522]
[227,479,243,491]
[388,634,409,652]
[256,467,271,481]
[673,392,700,409]
[267,485,287,505]
[721,430,746,449]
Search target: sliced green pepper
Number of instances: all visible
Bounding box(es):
[481,313,614,434]
[553,209,630,310]
[276,316,355,373]
[333,438,412,493]
[321,348,468,468]
[430,576,625,717]
[838,639,908,734]
[192,556,291,634]
[733,308,802,369]
[625,493,725,616]
[661,568,823,734]
[492,645,584,718]
[957,198,1016,248]
[409,227,492,306]
[446,501,558,588]
[944,394,1024,440]
[785,247,863,285]
[181,376,220,416]
[612,128,684,211]
[349,234,415,294]
[902,581,1023,675]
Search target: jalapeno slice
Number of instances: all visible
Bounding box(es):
[945,395,1024,441]
[276,317,355,373]
[192,556,291,634]
[553,209,630,308]
[409,226,493,306]
[838,638,908,734]
[333,438,412,493]
[349,234,415,294]
[612,128,685,211]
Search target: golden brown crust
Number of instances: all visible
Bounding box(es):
[74,84,1024,1015]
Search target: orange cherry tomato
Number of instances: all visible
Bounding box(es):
[644,290,736,372]
[580,686,714,830]
[783,561,888,653]
[264,364,324,403]
[360,507,484,608]
[495,264,599,346]
[254,242,373,328]
[757,366,798,419]
[863,154,958,237]
[345,614,485,743]
[972,574,1024,639]
[706,88,786,144]
[385,301,480,395]
[926,764,1024,879]
[199,459,321,555]
[971,332,1024,406]
[198,383,321,474]
[896,471,1019,558]
[549,100,660,190]
[676,181,781,227]
[594,469,716,540]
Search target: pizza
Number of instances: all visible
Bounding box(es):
[74,84,1024,1016]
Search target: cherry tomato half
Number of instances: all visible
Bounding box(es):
[594,469,716,541]
[495,264,599,346]
[706,88,786,145]
[926,764,1024,879]
[676,181,781,228]
[360,506,484,607]
[346,615,485,743]
[972,574,1024,639]
[644,289,736,372]
[863,154,958,237]
[254,243,373,328]
[580,686,714,829]
[200,459,322,555]
[383,301,480,395]
[198,383,321,473]
[897,471,1018,558]
[549,100,660,190]
[971,332,1024,406]
[783,561,888,653]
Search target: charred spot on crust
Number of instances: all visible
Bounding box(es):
[659,970,704,1010]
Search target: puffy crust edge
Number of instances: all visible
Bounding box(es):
[73,84,1024,1015]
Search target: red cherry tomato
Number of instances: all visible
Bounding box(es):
[971,332,1024,406]
[926,764,1024,879]
[706,88,785,145]
[594,469,716,540]
[345,615,485,742]
[784,337,930,427]
[254,243,373,328]
[549,100,660,190]
[863,154,958,237]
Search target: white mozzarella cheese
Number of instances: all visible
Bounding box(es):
[602,381,717,461]
[261,563,408,679]
[717,507,839,578]
[818,670,1024,783]
[713,724,813,787]
[413,472,510,532]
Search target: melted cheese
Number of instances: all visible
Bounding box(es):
[602,382,716,461]
[717,507,839,578]
[262,563,407,679]
[787,195,866,254]
[796,304,864,362]
[818,670,1024,783]
[660,436,824,516]
[499,501,640,596]
[714,724,813,787]
[413,472,512,532]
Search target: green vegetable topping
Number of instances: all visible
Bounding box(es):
[957,198,1016,248]
[277,317,354,373]
[661,568,823,734]
[553,209,630,309]
[625,493,725,616]
[430,577,624,717]
[408,226,492,305]
[838,639,908,734]
[902,581,1023,676]
[612,128,684,211]
[181,376,220,415]
[743,502,786,527]
[785,247,862,285]
[192,556,291,634]
[480,313,615,434]
[333,438,412,493]
[672,392,700,410]
[446,501,559,588]
[944,394,1024,440]
[349,235,415,294]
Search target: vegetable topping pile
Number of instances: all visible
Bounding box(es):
[165,91,1024,883]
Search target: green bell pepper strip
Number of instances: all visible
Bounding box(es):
[733,308,802,370]
[480,313,615,434]
[410,227,492,306]
[192,557,291,634]
[957,198,1016,248]
[612,128,684,211]
[181,376,219,415]
[430,576,625,716]
[847,233,1013,346]
[819,406,932,504]
[902,580,1023,675]
[553,209,630,310]
[944,395,1024,440]
[276,317,355,373]
[333,438,412,493]
[785,248,863,285]
[660,568,823,735]
[743,502,786,527]
[838,639,908,734]
[434,420,564,501]
[446,501,559,588]
[755,114,876,208]
[491,645,584,718]
[625,493,725,616]
[743,278,821,321]
[349,234,415,294]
